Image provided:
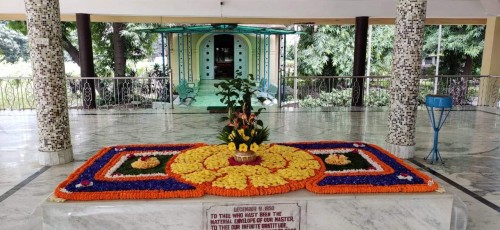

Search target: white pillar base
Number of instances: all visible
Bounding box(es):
[38,147,73,166]
[385,142,415,159]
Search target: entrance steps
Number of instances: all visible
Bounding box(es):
[197,80,224,94]
[193,79,268,107]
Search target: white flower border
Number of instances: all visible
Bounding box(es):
[310,149,384,174]
[105,151,179,179]
[310,148,356,154]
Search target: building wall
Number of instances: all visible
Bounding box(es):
[170,33,280,89]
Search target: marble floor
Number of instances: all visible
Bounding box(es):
[0,107,499,229]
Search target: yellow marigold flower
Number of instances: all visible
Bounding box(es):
[250,143,259,151]
[239,143,248,152]
[228,142,236,151]
[238,129,245,136]
[228,133,235,140]
[243,135,250,141]
[251,129,256,136]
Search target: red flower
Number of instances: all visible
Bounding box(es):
[127,154,135,159]
[80,180,91,186]
[400,173,409,177]
[141,156,150,161]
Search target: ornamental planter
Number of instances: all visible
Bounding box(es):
[234,150,257,163]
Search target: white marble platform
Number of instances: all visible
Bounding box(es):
[1,109,498,229]
[39,190,453,230]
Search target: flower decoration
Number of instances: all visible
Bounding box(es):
[75,179,93,188]
[397,172,413,181]
[168,144,323,196]
[131,156,161,169]
[325,154,351,165]
[218,111,269,153]
[214,71,269,155]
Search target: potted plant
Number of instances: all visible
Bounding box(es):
[217,110,269,163]
[214,70,257,119]
[215,70,269,163]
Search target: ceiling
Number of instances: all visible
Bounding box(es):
[0,0,498,24]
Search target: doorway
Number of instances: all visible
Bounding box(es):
[214,35,234,79]
[200,34,248,80]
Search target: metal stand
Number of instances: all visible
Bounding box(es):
[424,95,453,164]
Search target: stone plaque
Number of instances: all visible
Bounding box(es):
[204,202,302,230]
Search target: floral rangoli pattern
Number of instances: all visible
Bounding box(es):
[54,141,438,201]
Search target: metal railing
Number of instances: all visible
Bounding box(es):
[0,76,172,110]
[0,74,497,110]
[280,75,493,108]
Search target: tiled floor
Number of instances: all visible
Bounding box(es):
[0,107,499,229]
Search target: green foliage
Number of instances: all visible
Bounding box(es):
[298,25,355,76]
[299,89,352,107]
[364,90,390,107]
[369,26,394,76]
[4,20,158,77]
[5,21,27,35]
[423,25,485,75]
[297,25,394,77]
[215,71,269,148]
[0,22,29,63]
[214,70,256,118]
[92,23,159,77]
[298,89,390,108]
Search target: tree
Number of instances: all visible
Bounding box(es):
[90,22,158,103]
[424,25,485,76]
[6,21,79,64]
[91,22,158,77]
[297,25,395,77]
[369,25,394,76]
[0,21,29,63]
[297,25,355,77]
[423,25,485,104]
[5,21,158,77]
[4,20,158,106]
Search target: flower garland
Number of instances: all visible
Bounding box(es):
[167,144,324,197]
[96,150,180,181]
[54,141,438,201]
[275,141,439,194]
[54,143,206,200]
